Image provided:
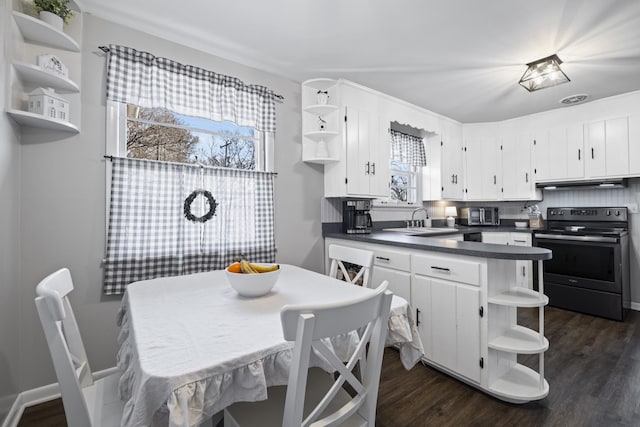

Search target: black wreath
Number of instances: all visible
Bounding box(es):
[183,190,217,223]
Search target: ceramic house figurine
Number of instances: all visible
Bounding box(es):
[37,54,69,78]
[28,87,70,121]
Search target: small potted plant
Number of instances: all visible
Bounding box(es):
[316,90,329,105]
[33,0,74,31]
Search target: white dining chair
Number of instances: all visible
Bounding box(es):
[35,268,124,427]
[328,243,410,316]
[224,281,393,427]
[328,244,374,287]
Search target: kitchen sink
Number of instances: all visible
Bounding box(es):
[382,227,455,235]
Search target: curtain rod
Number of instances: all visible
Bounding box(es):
[103,155,278,176]
[98,46,284,102]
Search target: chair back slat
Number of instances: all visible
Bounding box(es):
[328,244,374,288]
[280,281,392,427]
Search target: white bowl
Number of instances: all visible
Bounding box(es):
[226,266,280,297]
[514,221,528,228]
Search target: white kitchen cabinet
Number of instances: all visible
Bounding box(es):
[510,233,533,289]
[412,252,482,383]
[630,113,640,175]
[543,123,585,181]
[370,246,411,303]
[532,129,551,182]
[584,118,629,178]
[322,81,390,198]
[501,130,535,200]
[422,134,442,201]
[440,123,465,200]
[482,232,532,289]
[464,136,500,200]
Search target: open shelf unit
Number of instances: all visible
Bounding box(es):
[5,7,82,135]
[486,259,548,403]
[301,78,340,164]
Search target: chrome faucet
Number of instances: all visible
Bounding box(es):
[408,207,429,228]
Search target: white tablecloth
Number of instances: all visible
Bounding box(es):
[116,264,423,427]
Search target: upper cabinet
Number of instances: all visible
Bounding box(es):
[629,114,640,175]
[4,4,83,136]
[501,130,539,200]
[440,122,465,200]
[320,80,390,198]
[535,123,584,182]
[584,118,629,178]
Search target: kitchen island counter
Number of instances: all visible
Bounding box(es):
[324,230,551,261]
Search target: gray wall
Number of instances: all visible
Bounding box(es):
[10,13,323,394]
[0,0,22,419]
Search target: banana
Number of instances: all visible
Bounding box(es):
[249,262,280,273]
[240,259,258,274]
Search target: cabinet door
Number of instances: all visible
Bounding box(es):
[463,140,483,200]
[441,132,464,200]
[346,106,374,195]
[371,266,411,304]
[510,233,533,289]
[430,278,457,371]
[369,119,390,197]
[630,114,640,175]
[585,121,606,178]
[412,275,432,360]
[548,126,568,180]
[502,131,533,199]
[605,117,629,177]
[532,130,551,181]
[480,137,501,200]
[566,123,585,179]
[456,284,481,383]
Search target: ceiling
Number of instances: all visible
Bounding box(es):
[78,0,640,123]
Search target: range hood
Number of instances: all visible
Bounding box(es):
[537,178,628,191]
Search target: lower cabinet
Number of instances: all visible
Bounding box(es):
[482,232,533,289]
[324,236,548,402]
[412,252,482,383]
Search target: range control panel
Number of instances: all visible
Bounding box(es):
[547,207,628,222]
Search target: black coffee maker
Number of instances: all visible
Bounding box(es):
[343,200,372,234]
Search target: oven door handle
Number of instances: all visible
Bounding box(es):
[534,233,619,243]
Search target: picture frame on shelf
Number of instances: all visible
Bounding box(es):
[37,54,69,78]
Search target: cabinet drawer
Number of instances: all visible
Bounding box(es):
[412,253,481,286]
[372,247,411,271]
[509,233,532,246]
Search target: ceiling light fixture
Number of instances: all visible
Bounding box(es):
[519,54,570,92]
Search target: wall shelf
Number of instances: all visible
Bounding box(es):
[13,63,79,93]
[304,130,339,141]
[13,12,80,52]
[303,104,339,116]
[7,109,80,133]
[303,78,337,92]
[303,157,340,165]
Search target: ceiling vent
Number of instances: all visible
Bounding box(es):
[560,94,589,105]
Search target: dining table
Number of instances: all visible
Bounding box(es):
[116,264,423,427]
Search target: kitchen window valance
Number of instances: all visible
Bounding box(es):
[390,129,427,167]
[103,157,276,295]
[105,44,280,132]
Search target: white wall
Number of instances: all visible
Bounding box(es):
[13,13,321,391]
[0,0,22,420]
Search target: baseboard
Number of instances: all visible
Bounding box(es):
[1,366,118,427]
[631,302,640,311]
[1,394,22,427]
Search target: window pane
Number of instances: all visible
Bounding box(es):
[390,160,410,171]
[125,105,256,169]
[391,174,409,202]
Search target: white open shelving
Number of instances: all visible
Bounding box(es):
[7,9,82,134]
[486,259,548,403]
[301,78,340,164]
[12,12,80,51]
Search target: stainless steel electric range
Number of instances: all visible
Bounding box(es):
[533,207,630,321]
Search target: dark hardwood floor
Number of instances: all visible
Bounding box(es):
[18,307,640,426]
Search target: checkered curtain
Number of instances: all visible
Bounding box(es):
[105,45,278,133]
[390,129,427,166]
[103,158,276,295]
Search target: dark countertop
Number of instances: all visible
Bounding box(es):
[324,228,552,261]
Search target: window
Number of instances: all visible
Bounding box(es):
[390,160,419,204]
[108,102,272,170]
